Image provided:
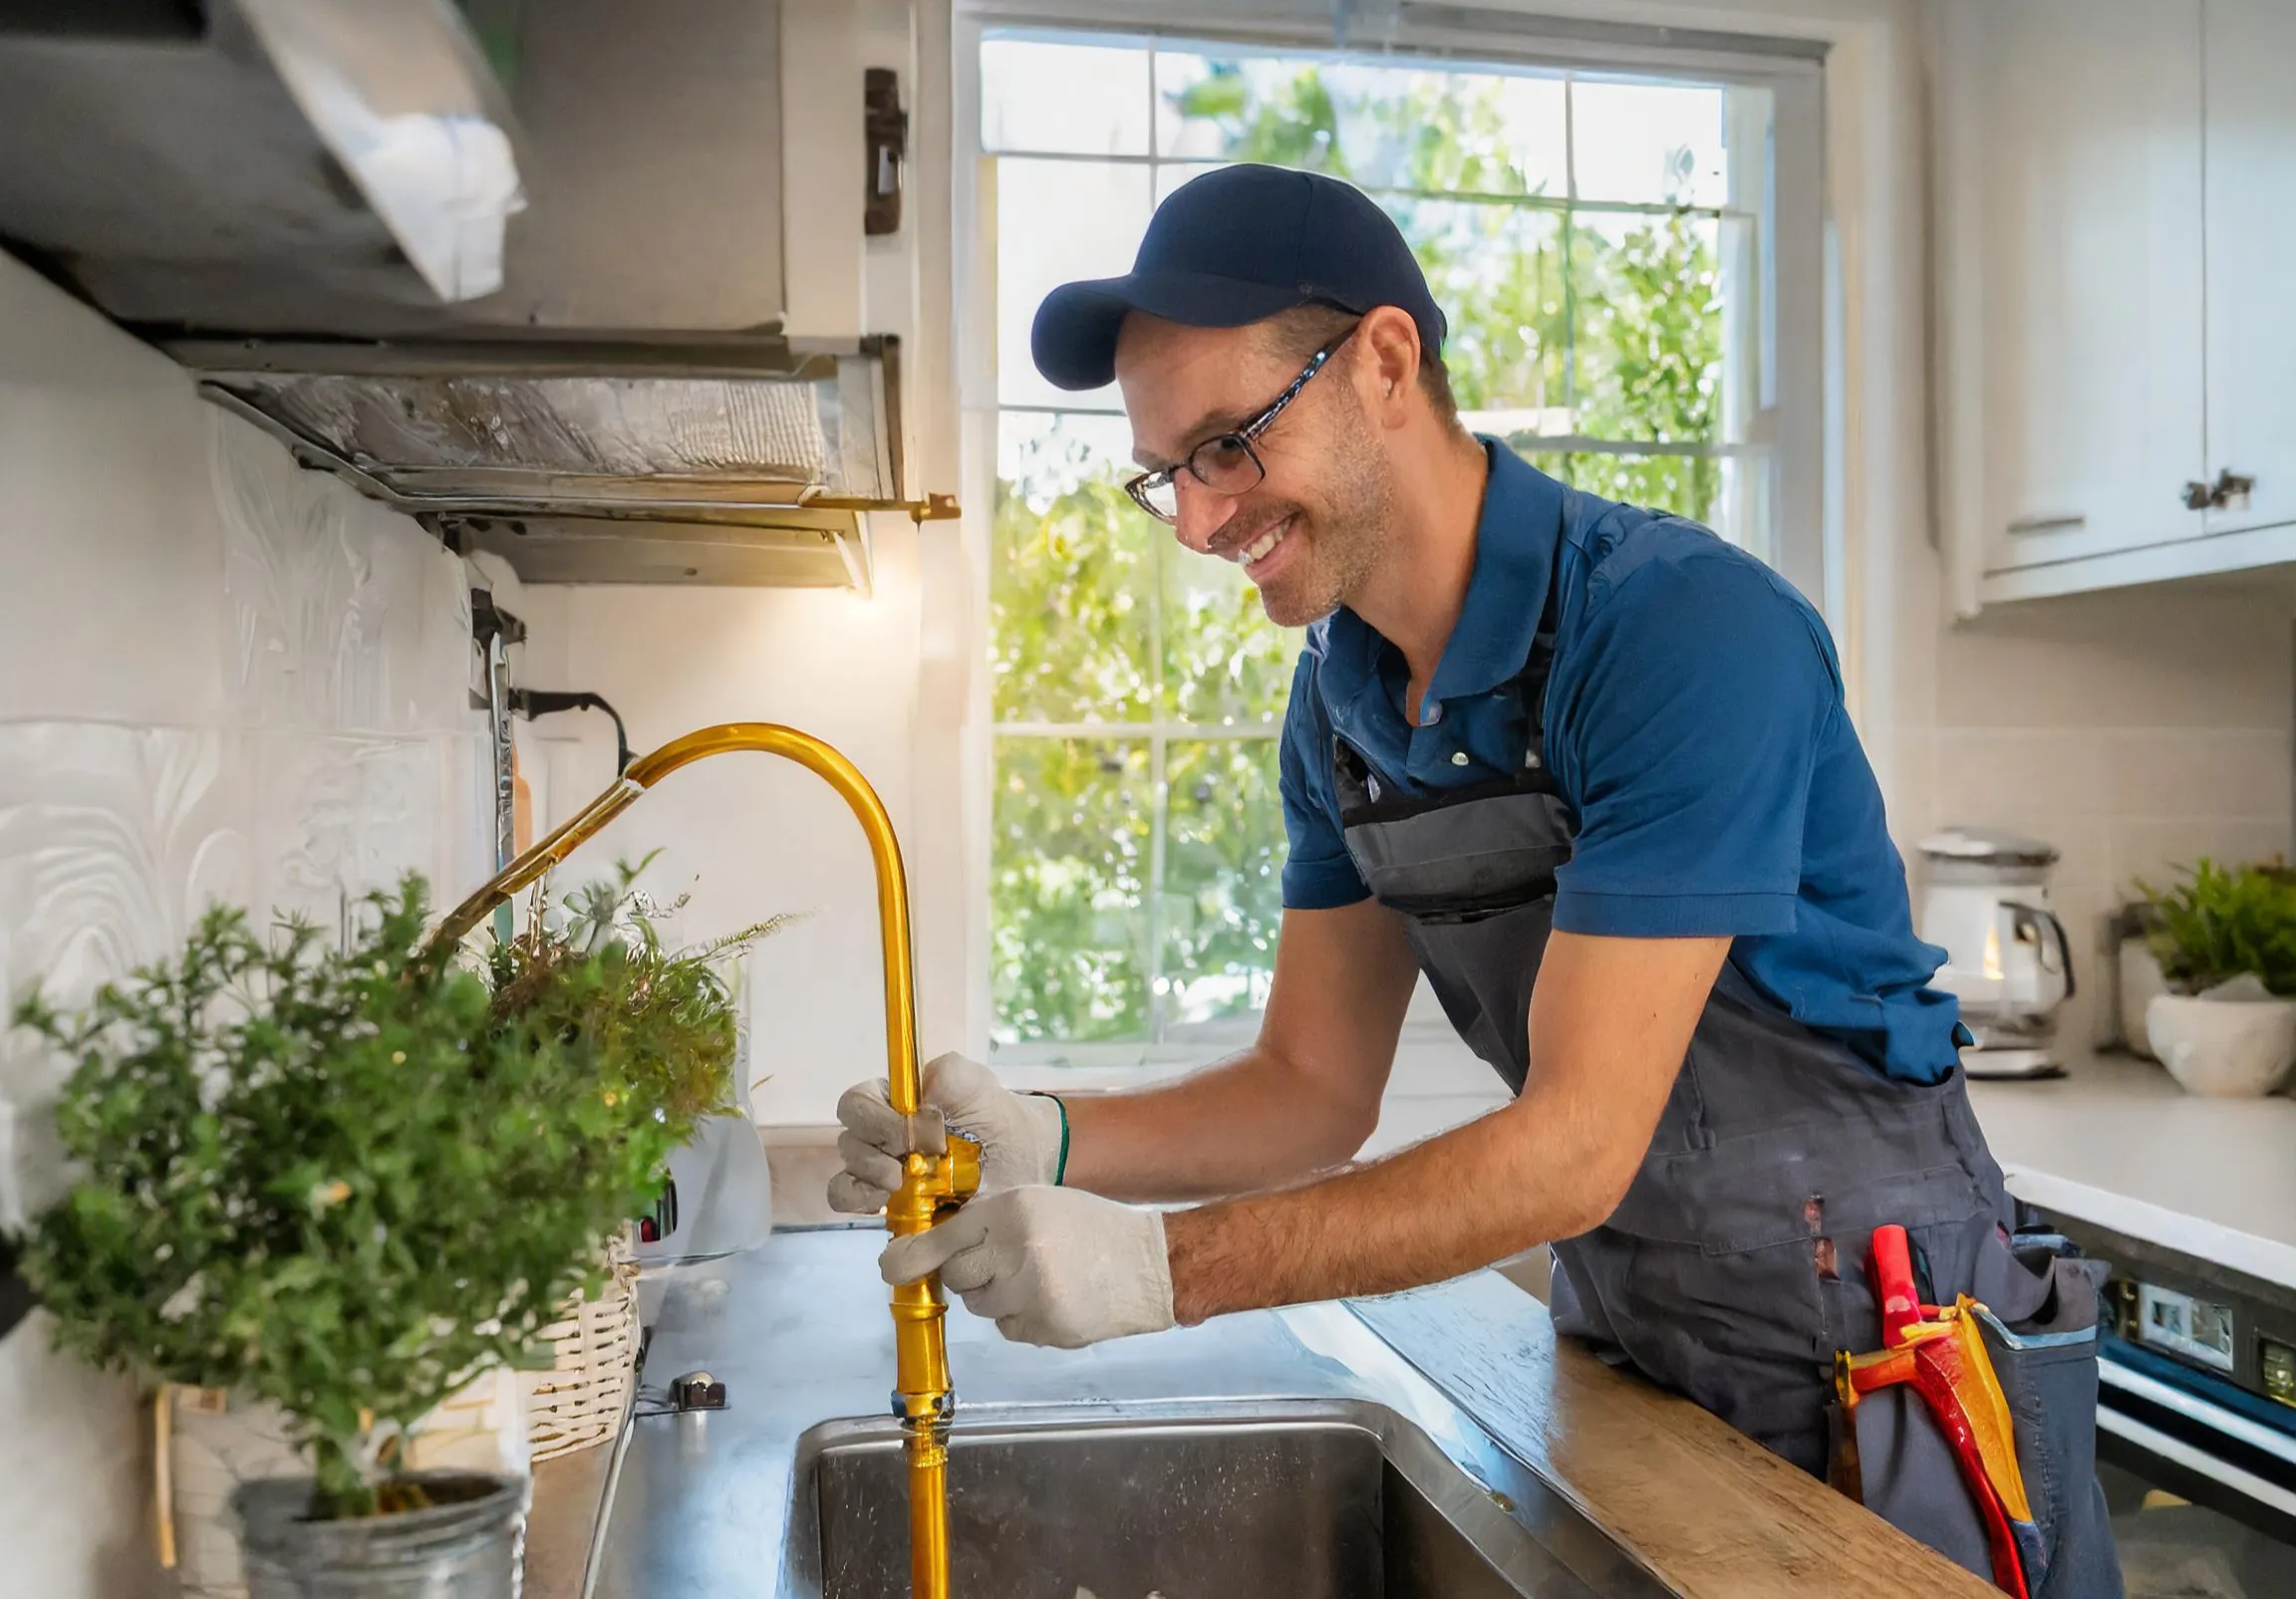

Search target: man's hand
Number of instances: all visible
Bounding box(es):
[827,1053,1064,1214]
[879,1187,1175,1349]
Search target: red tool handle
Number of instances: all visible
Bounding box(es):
[1870,1224,1921,1349]
[1914,1341,2032,1599]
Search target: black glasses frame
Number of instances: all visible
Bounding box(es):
[1123,322,1360,523]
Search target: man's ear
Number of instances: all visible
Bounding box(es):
[1357,305,1424,426]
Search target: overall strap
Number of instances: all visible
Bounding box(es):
[1333,525,1570,818]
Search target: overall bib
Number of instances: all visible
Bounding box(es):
[1331,586,2124,1597]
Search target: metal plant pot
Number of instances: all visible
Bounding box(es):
[233,1471,527,1599]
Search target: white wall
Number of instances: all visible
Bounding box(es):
[507,540,944,1128]
[1891,586,2294,1050]
[0,254,485,1599]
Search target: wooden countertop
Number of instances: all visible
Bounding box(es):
[1354,1274,2002,1599]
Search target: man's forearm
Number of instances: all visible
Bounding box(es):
[1060,1044,1379,1204]
[1160,1083,1628,1322]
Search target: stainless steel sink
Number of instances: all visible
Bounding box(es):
[587,1234,1678,1599]
[784,1400,1669,1599]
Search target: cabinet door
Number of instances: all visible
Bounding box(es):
[1968,0,2208,575]
[2203,0,2296,539]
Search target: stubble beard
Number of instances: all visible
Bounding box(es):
[1253,404,1397,629]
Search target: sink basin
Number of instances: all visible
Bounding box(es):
[785,1400,1669,1599]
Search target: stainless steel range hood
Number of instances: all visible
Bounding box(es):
[0,0,939,588]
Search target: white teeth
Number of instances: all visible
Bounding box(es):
[1241,518,1290,568]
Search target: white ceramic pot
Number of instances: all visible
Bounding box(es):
[2147,993,2296,1098]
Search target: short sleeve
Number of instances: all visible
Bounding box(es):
[1549,551,1834,937]
[1278,655,1371,911]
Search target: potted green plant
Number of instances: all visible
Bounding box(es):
[8,877,678,1598]
[486,861,794,1460]
[488,857,793,1150]
[2139,858,2296,1097]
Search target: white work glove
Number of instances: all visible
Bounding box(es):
[879,1186,1175,1350]
[826,1052,1066,1215]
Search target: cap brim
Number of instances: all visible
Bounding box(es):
[1029,271,1322,392]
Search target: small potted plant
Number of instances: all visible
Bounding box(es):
[8,878,678,1598]
[2139,858,2296,1097]
[488,856,791,1150]
[487,860,792,1459]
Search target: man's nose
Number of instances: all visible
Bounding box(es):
[1171,474,1241,556]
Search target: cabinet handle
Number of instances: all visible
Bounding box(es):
[2007,514,2087,534]
[2186,470,2257,511]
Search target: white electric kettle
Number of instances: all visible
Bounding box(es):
[1916,827,2075,1078]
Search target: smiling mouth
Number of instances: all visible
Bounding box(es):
[1230,514,1294,572]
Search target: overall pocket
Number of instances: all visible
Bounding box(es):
[1970,1240,2120,1599]
[1845,1227,2122,1599]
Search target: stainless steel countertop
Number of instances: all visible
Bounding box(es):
[584,1226,1656,1599]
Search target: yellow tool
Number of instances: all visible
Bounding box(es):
[1836,1224,2038,1599]
[432,722,980,1599]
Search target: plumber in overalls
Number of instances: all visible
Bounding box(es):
[833,165,2122,1597]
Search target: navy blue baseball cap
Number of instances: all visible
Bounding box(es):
[1030,164,1447,392]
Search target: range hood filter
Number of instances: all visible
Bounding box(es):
[199,352,897,514]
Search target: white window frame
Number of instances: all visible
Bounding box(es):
[956,2,1829,1068]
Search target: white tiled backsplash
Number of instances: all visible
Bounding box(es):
[0,254,484,1599]
[1898,584,2296,1051]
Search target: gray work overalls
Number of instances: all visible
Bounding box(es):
[1331,571,2124,1598]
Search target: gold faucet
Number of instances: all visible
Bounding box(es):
[430,723,978,1599]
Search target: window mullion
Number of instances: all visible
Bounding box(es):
[1561,76,1579,441]
[1146,500,1169,1042]
[1147,729,1169,1042]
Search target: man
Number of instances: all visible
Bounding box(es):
[831,165,2119,1596]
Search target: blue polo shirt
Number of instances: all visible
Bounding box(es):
[1278,442,1962,1083]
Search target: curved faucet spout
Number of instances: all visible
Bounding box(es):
[430,724,924,1110]
[430,722,975,1598]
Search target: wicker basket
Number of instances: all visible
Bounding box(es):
[519,1229,642,1464]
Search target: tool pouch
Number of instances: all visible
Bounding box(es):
[1970,1232,2117,1599]
[1849,1227,2115,1598]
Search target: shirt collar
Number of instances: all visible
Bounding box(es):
[1427,440,1566,701]
[1312,439,1566,716]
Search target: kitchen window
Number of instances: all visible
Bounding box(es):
[964,19,1823,1054]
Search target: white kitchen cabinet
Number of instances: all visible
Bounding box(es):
[1934,0,2296,611]
[1933,0,2206,611]
[2201,0,2296,544]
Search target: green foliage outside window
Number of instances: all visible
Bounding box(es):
[994,56,1739,1043]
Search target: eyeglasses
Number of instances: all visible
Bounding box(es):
[1124,322,1359,524]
